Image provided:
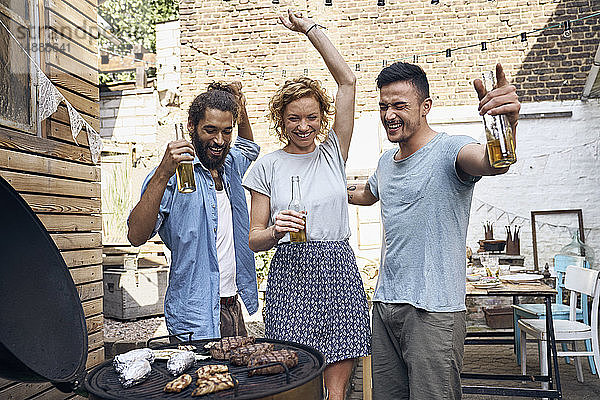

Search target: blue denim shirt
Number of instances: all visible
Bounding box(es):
[140,137,260,339]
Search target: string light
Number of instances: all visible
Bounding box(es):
[355,63,360,71]
[377,0,385,6]
[431,0,440,4]
[325,0,332,6]
[182,11,600,77]
[272,0,279,4]
[563,20,572,38]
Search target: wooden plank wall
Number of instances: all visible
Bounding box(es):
[0,0,101,399]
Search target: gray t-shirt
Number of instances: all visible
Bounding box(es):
[243,130,350,243]
[368,132,480,312]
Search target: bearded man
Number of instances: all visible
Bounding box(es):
[128,82,259,340]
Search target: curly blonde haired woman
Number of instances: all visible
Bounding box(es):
[243,10,370,400]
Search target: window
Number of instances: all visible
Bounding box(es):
[0,0,39,134]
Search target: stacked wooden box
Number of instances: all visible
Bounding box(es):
[103,241,170,320]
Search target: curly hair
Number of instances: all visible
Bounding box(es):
[269,77,335,145]
[188,82,240,130]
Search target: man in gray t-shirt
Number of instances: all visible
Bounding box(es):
[349,62,521,400]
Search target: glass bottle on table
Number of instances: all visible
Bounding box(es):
[288,176,307,243]
[481,70,517,168]
[558,229,595,270]
[174,123,196,193]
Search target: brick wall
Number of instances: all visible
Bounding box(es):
[180,0,600,151]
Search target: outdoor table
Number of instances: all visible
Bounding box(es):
[462,281,562,398]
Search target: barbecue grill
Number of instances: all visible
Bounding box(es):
[86,337,325,399]
[0,175,326,399]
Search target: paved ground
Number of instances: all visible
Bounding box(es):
[348,342,600,399]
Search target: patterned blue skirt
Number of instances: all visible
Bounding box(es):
[264,240,371,364]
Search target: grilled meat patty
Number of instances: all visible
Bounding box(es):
[229,343,274,366]
[209,336,255,360]
[248,349,298,376]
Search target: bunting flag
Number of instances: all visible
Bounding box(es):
[472,197,597,239]
[37,68,64,121]
[38,66,103,164]
[0,17,102,164]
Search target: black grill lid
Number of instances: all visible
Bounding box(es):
[0,175,88,388]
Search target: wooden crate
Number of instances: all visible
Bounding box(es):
[103,267,169,320]
[103,241,169,269]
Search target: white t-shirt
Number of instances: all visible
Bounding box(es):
[216,189,237,297]
[243,129,350,243]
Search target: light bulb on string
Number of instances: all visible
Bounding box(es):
[563,20,572,38]
[377,0,385,6]
[431,0,440,4]
[325,0,332,6]
[481,41,487,51]
[445,48,451,57]
[520,32,527,42]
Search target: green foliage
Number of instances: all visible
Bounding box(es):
[99,71,136,85]
[102,158,133,244]
[99,0,178,54]
[255,249,275,288]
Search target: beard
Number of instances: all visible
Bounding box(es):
[385,116,420,143]
[192,135,230,170]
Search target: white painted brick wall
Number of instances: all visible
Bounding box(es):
[156,21,181,91]
[100,89,159,143]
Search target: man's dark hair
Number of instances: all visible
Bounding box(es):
[188,82,239,129]
[376,62,430,102]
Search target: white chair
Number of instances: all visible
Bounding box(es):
[518,265,600,386]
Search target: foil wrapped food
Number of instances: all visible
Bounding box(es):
[167,350,196,375]
[113,348,155,374]
[118,359,152,388]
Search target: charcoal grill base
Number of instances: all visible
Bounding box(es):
[85,338,325,400]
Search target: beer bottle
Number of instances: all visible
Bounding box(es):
[288,176,307,242]
[482,70,517,168]
[175,123,196,193]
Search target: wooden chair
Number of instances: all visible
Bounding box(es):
[512,254,595,374]
[518,265,600,385]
